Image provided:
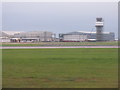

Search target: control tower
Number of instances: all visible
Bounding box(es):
[95,17,104,41]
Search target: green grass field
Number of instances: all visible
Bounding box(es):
[2,48,118,88]
[1,41,118,47]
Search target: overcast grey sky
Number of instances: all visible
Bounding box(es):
[2,2,118,38]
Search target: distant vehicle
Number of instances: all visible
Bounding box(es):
[87,39,97,42]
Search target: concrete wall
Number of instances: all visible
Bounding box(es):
[63,35,87,41]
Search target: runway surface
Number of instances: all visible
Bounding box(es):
[1,46,119,49]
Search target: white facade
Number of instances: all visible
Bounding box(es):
[59,31,115,42]
[95,22,104,26]
[0,31,22,42]
[0,37,10,42]
[0,31,55,42]
[14,31,55,42]
[63,35,87,41]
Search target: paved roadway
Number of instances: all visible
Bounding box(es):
[1,46,119,49]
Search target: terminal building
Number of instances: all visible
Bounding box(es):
[59,31,115,42]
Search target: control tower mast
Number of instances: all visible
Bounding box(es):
[95,17,104,41]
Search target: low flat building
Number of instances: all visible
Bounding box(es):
[59,31,115,42]
[14,31,56,42]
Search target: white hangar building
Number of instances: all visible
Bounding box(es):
[0,31,21,42]
[14,31,55,42]
[59,31,115,42]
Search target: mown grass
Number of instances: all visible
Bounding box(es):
[1,41,118,47]
[2,48,118,88]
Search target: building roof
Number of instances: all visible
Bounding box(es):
[2,31,22,36]
[62,31,113,35]
[0,31,9,37]
[16,31,53,35]
[77,31,111,34]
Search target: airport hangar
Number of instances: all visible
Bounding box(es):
[59,31,115,42]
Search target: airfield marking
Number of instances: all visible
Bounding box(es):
[1,46,119,49]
